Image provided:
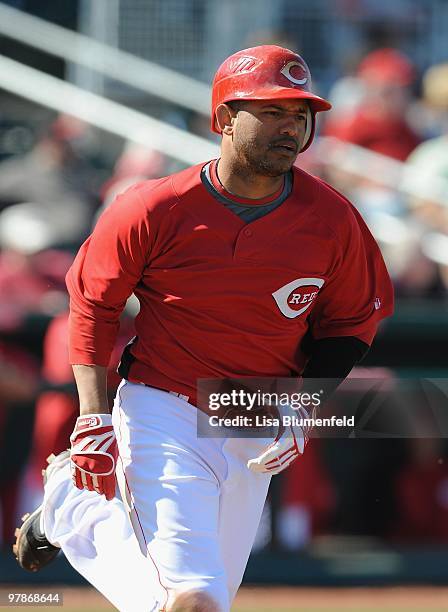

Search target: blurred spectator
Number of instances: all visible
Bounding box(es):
[100,140,167,209]
[401,62,448,292]
[325,58,365,120]
[315,49,445,298]
[403,63,448,217]
[0,114,108,247]
[420,62,448,138]
[0,204,72,333]
[408,62,448,141]
[324,48,421,161]
[361,209,443,297]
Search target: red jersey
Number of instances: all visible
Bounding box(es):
[66,162,393,399]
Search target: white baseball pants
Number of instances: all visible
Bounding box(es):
[43,381,272,611]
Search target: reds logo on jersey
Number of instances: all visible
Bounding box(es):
[280,61,308,86]
[272,277,324,319]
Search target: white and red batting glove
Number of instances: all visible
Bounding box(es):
[247,405,311,475]
[70,413,118,500]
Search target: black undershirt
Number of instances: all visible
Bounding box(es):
[302,336,369,380]
[300,336,370,412]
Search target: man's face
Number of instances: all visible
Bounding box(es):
[229,98,309,177]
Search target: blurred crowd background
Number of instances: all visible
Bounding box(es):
[1,0,448,580]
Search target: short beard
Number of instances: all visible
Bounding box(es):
[252,154,294,177]
[236,137,297,178]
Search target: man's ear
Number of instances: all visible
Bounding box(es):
[215,103,237,135]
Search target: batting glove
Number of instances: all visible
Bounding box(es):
[247,404,311,475]
[70,413,118,500]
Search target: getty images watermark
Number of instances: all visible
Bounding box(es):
[206,389,354,429]
[195,378,358,437]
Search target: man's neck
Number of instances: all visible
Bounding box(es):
[216,158,285,200]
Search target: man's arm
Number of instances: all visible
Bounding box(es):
[72,364,109,415]
[69,364,117,500]
[66,185,151,499]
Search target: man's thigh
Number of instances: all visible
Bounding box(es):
[113,381,230,610]
[219,437,271,604]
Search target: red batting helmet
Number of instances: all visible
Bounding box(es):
[211,45,331,152]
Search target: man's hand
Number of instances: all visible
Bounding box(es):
[70,413,118,500]
[247,405,311,475]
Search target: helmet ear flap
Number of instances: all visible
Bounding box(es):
[300,107,315,152]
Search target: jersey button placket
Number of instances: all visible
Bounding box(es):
[233,225,257,260]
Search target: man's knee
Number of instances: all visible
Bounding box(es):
[168,589,221,612]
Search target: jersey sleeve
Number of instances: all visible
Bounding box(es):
[309,200,394,345]
[66,184,150,366]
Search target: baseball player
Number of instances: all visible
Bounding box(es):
[14,45,393,611]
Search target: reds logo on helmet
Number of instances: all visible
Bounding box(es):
[272,277,324,319]
[280,61,308,86]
